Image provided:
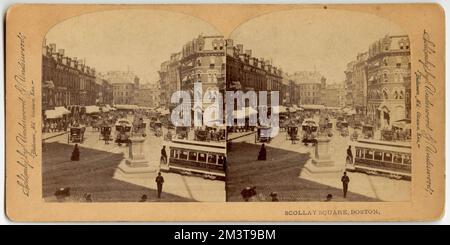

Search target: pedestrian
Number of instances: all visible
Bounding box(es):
[155,172,164,198]
[139,194,147,202]
[84,193,93,202]
[258,143,267,161]
[347,146,353,163]
[270,192,279,202]
[341,172,350,198]
[241,186,257,202]
[325,194,333,202]
[161,146,167,164]
[71,144,80,161]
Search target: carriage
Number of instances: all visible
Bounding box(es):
[286,125,299,141]
[176,126,189,139]
[99,125,112,141]
[115,119,132,145]
[362,124,375,139]
[255,126,273,143]
[301,119,318,146]
[68,126,85,143]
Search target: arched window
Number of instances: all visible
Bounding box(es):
[400,91,404,99]
[394,91,398,99]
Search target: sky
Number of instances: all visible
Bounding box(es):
[230,9,406,84]
[45,9,220,83]
[46,9,406,85]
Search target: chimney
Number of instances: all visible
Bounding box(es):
[58,49,65,56]
[245,50,252,57]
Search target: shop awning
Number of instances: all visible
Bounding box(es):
[85,105,100,114]
[45,109,62,119]
[114,104,138,110]
[300,104,325,110]
[54,106,71,115]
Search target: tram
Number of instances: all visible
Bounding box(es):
[346,139,411,180]
[161,139,226,180]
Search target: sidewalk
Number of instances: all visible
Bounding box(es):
[43,131,68,140]
[227,131,256,141]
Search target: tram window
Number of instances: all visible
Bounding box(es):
[218,156,225,165]
[180,151,188,160]
[383,153,392,162]
[356,149,361,158]
[393,154,403,164]
[374,151,383,161]
[403,155,411,165]
[189,152,197,161]
[208,154,217,164]
[170,149,176,158]
[198,153,207,162]
[365,150,374,159]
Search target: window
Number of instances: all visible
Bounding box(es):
[396,63,401,68]
[403,155,411,165]
[189,152,197,161]
[393,154,403,164]
[374,151,383,161]
[180,151,188,160]
[365,149,374,159]
[208,154,217,164]
[383,152,392,162]
[210,63,215,69]
[170,149,178,158]
[198,153,207,162]
[356,149,362,158]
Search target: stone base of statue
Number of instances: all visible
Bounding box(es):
[116,136,158,178]
[300,136,342,179]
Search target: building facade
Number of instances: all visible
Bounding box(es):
[95,77,114,106]
[99,71,140,105]
[137,83,160,108]
[323,83,345,108]
[366,35,411,128]
[179,35,226,109]
[159,52,181,109]
[288,71,326,105]
[42,42,97,112]
[226,41,283,106]
[345,52,368,114]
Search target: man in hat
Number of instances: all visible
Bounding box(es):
[155,172,165,198]
[341,172,350,198]
[270,192,279,202]
[258,144,267,161]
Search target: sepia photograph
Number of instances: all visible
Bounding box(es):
[41,10,226,202]
[225,9,412,202]
[4,3,445,222]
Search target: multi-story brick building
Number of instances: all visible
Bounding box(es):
[366,35,411,128]
[288,71,326,106]
[95,77,114,106]
[225,41,283,106]
[179,35,226,109]
[100,71,140,105]
[345,52,369,114]
[136,83,160,108]
[323,83,345,108]
[159,52,181,109]
[42,42,97,115]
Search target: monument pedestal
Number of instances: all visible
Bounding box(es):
[116,136,158,178]
[300,136,342,179]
